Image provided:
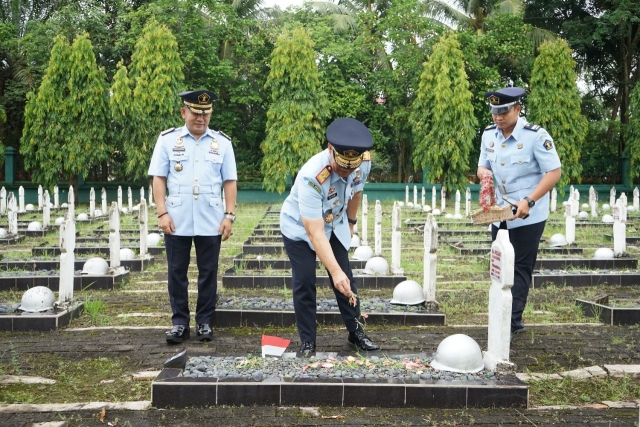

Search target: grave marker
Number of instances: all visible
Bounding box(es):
[405,186,409,205]
[54,185,59,209]
[117,186,123,212]
[620,192,628,207]
[58,218,76,305]
[149,184,155,207]
[0,187,6,215]
[7,192,17,235]
[101,187,107,214]
[89,187,95,218]
[483,229,515,372]
[68,186,75,220]
[413,185,417,206]
[37,185,43,211]
[440,187,446,212]
[634,187,639,211]
[465,187,471,217]
[391,202,404,275]
[454,190,461,217]
[431,186,436,212]
[421,187,425,206]
[613,201,626,256]
[610,186,616,207]
[572,189,580,217]
[566,203,576,245]
[361,195,368,246]
[140,199,149,256]
[423,214,438,309]
[109,202,121,268]
[140,186,145,204]
[128,186,133,212]
[43,190,50,228]
[589,186,598,218]
[374,200,382,256]
[18,186,25,213]
[550,187,557,212]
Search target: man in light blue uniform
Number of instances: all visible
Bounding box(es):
[148,89,237,344]
[281,118,379,355]
[477,87,561,342]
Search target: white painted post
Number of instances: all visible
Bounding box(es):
[590,186,598,218]
[405,186,409,205]
[551,187,557,212]
[140,186,145,204]
[101,187,107,214]
[454,190,461,218]
[37,185,43,211]
[54,185,59,209]
[566,203,576,245]
[109,202,121,269]
[465,187,471,217]
[43,190,50,228]
[68,186,75,220]
[634,187,639,211]
[572,189,580,217]
[0,187,6,215]
[483,229,515,372]
[7,192,17,236]
[440,187,446,212]
[610,186,616,208]
[127,186,133,212]
[374,200,382,256]
[421,187,425,206]
[117,186,123,212]
[361,194,368,246]
[140,198,148,256]
[620,192,628,207]
[391,202,403,275]
[423,214,438,307]
[613,201,626,256]
[18,186,25,213]
[431,186,436,212]
[149,184,155,207]
[58,218,76,305]
[89,187,95,218]
[413,185,417,206]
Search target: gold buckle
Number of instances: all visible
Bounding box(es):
[192,185,200,195]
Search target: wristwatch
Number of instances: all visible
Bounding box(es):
[224,211,236,223]
[348,217,357,225]
[524,197,535,208]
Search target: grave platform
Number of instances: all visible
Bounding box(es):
[0,269,129,292]
[535,258,638,270]
[532,272,640,288]
[32,245,164,257]
[451,244,584,256]
[604,234,640,244]
[0,301,83,332]
[152,350,526,409]
[0,235,24,245]
[0,256,154,272]
[232,255,367,270]
[576,294,640,325]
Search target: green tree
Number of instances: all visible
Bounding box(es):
[261,26,328,193]
[20,33,110,191]
[626,83,640,183]
[527,39,587,191]
[410,32,477,194]
[118,17,184,180]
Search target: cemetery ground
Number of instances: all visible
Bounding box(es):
[0,202,639,426]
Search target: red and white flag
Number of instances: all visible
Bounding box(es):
[261,335,290,357]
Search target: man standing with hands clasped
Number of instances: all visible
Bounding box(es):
[148,89,237,344]
[280,117,380,355]
[477,87,561,343]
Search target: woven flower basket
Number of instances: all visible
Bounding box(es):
[471,206,513,225]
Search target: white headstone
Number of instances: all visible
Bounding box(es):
[374,200,382,256]
[127,187,133,212]
[361,194,368,246]
[101,187,107,214]
[454,190,461,217]
[432,186,436,213]
[405,186,409,205]
[566,211,576,245]
[423,214,438,305]
[43,190,51,228]
[54,185,59,209]
[589,186,598,218]
[391,202,403,275]
[572,189,580,217]
[465,187,471,217]
[109,202,121,268]
[89,187,95,218]
[550,187,557,212]
[421,187,425,206]
[149,184,155,207]
[0,187,6,215]
[140,199,149,256]
[610,186,616,207]
[413,185,417,206]
[7,192,17,236]
[58,218,76,305]
[37,185,43,211]
[67,186,75,220]
[483,229,515,372]
[140,187,145,204]
[440,187,446,212]
[620,192,628,207]
[634,187,639,211]
[613,201,626,256]
[18,186,25,213]
[117,186,123,212]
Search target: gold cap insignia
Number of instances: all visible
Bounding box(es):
[198,93,211,104]
[489,95,500,105]
[333,149,364,169]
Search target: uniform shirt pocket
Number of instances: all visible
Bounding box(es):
[205,152,223,175]
[166,195,182,208]
[511,155,530,165]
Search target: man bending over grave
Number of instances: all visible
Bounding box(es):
[148,90,237,344]
[477,87,561,343]
[280,118,379,356]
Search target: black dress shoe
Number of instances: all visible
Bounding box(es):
[298,342,316,356]
[348,330,380,351]
[196,324,212,342]
[166,325,189,344]
[512,321,527,334]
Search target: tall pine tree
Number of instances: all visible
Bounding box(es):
[261,26,329,194]
[528,39,587,191]
[410,32,477,194]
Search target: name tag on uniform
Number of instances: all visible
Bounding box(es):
[171,152,188,161]
[208,149,220,155]
[328,192,337,200]
[486,148,494,153]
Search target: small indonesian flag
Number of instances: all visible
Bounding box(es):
[261,335,290,358]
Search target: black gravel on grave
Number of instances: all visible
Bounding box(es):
[183,354,494,382]
[216,296,428,313]
[0,269,98,277]
[534,268,640,274]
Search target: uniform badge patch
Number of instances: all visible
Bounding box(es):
[316,166,331,184]
[362,151,371,161]
[308,181,321,194]
[327,187,337,200]
[324,210,334,224]
[543,140,553,151]
[489,141,494,148]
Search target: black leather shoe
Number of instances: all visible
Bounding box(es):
[298,342,316,356]
[348,330,380,351]
[512,321,527,334]
[166,325,189,344]
[196,324,212,342]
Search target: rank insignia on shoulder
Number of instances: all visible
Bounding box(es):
[362,151,371,161]
[217,130,232,141]
[543,140,553,151]
[484,124,497,131]
[524,123,541,131]
[316,166,331,184]
[308,181,321,194]
[161,127,176,136]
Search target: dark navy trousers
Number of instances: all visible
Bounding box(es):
[164,234,221,326]
[282,232,360,343]
[492,220,546,331]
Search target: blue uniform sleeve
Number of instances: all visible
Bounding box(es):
[148,135,169,177]
[298,175,323,220]
[533,131,561,172]
[221,142,238,181]
[478,132,491,169]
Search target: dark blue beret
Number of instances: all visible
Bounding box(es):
[484,87,525,114]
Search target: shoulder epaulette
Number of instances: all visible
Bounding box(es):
[523,123,541,131]
[362,151,371,162]
[216,130,232,141]
[160,127,176,136]
[316,165,332,184]
[484,124,497,131]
